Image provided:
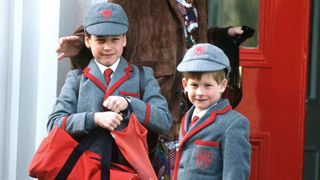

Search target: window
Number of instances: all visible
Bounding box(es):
[207,0,259,48]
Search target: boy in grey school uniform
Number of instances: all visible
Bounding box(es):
[173,43,251,180]
[48,2,172,159]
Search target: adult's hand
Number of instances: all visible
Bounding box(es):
[56,35,84,60]
[227,26,244,37]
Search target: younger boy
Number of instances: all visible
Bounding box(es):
[48,1,172,170]
[173,43,251,180]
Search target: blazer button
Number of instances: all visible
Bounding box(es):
[179,163,184,168]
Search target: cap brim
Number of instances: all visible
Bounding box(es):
[85,22,128,36]
[177,59,227,72]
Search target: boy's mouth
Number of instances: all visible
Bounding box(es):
[195,98,207,102]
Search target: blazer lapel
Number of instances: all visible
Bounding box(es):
[108,58,128,88]
[82,60,107,92]
[88,60,107,86]
[104,58,133,99]
[83,58,133,100]
[182,100,232,137]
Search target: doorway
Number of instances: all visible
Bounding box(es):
[304,0,320,179]
[208,0,310,179]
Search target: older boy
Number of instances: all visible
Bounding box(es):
[48,1,172,173]
[173,43,251,180]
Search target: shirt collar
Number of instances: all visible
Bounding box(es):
[192,102,218,119]
[94,58,120,74]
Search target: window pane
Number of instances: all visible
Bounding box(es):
[207,0,259,48]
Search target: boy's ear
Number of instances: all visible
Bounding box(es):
[123,34,127,47]
[219,79,228,93]
[84,36,91,48]
[182,78,187,90]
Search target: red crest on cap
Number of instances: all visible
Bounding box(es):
[195,46,205,55]
[100,9,112,18]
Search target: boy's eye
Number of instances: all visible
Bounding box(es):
[111,37,121,42]
[96,38,105,42]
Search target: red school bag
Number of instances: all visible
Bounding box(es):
[29,65,158,179]
[28,116,139,180]
[112,112,157,180]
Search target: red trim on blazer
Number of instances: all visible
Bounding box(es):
[61,115,69,130]
[83,67,107,92]
[143,103,151,126]
[194,139,220,147]
[180,113,187,136]
[173,105,232,180]
[119,91,140,97]
[104,65,133,100]
[83,64,134,101]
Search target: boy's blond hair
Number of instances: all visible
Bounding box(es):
[183,70,228,84]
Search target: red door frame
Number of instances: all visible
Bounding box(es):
[237,0,310,179]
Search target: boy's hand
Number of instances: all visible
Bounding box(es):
[94,111,123,131]
[56,36,84,60]
[227,26,244,37]
[103,96,129,113]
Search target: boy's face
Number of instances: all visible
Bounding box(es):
[85,34,127,66]
[182,72,227,112]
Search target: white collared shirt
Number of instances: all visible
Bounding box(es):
[192,102,218,120]
[94,58,120,78]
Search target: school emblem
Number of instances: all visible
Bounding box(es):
[196,149,213,169]
[195,46,205,55]
[100,9,112,18]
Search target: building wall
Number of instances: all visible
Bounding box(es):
[0,0,11,179]
[0,0,97,179]
[0,0,59,179]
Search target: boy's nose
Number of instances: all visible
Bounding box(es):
[195,87,204,95]
[103,43,112,50]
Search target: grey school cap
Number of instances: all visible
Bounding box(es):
[84,2,128,36]
[177,43,231,73]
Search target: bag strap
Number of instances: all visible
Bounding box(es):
[100,131,113,180]
[137,65,145,99]
[55,128,113,180]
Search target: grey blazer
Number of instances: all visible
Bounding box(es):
[173,99,251,180]
[48,58,173,144]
